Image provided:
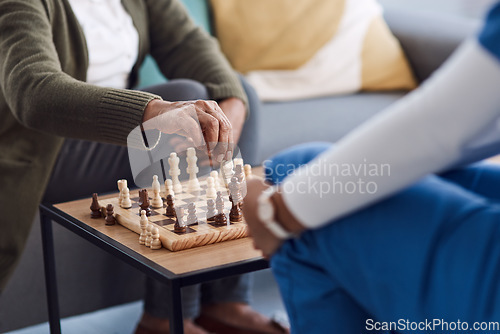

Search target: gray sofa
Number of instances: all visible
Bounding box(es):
[0,8,479,332]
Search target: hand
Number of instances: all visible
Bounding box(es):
[143,99,233,162]
[218,98,246,143]
[242,177,284,258]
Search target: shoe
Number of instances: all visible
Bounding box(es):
[195,313,289,334]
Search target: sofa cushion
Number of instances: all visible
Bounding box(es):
[211,0,416,102]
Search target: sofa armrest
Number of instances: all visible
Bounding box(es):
[384,8,481,82]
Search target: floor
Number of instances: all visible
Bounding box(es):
[6,269,286,334]
[6,0,498,333]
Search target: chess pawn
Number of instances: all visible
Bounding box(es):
[174,207,186,233]
[121,187,132,209]
[150,227,162,250]
[164,179,174,198]
[90,193,102,218]
[210,170,223,191]
[105,204,116,225]
[186,147,201,192]
[168,152,182,194]
[186,202,198,226]
[151,175,163,209]
[145,224,153,247]
[244,164,252,178]
[206,199,216,222]
[165,194,176,218]
[117,179,127,206]
[229,195,242,223]
[206,176,217,199]
[214,191,227,226]
[139,210,148,245]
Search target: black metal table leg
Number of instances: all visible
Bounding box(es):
[40,212,62,334]
[167,279,184,334]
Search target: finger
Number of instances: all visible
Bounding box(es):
[199,101,233,162]
[196,109,220,152]
[178,114,204,147]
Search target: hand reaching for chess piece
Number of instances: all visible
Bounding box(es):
[142,99,233,163]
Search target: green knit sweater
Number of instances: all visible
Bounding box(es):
[0,0,246,289]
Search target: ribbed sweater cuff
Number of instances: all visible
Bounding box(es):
[97,89,161,145]
[205,73,249,112]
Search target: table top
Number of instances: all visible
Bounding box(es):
[50,168,265,278]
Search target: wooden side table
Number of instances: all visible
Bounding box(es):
[40,192,267,334]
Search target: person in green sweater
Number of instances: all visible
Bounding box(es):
[0,0,287,333]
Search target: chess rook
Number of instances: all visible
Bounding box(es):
[139,189,152,216]
[186,147,201,192]
[168,152,182,193]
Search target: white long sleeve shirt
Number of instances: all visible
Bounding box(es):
[281,38,500,229]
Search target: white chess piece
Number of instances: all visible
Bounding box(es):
[186,147,201,192]
[206,176,217,199]
[244,164,252,178]
[146,224,153,247]
[151,175,163,208]
[117,179,127,206]
[121,187,132,208]
[164,179,174,198]
[139,210,148,245]
[222,160,234,188]
[210,170,222,191]
[150,227,162,250]
[233,158,244,168]
[168,152,182,193]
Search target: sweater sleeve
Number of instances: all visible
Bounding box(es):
[0,0,160,146]
[144,0,248,106]
[280,38,500,229]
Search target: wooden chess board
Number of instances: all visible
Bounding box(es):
[100,176,248,252]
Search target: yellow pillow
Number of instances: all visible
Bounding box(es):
[211,0,417,101]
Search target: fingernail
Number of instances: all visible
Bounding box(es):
[217,154,225,162]
[225,152,232,161]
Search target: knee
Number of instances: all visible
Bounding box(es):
[143,79,209,101]
[263,142,333,185]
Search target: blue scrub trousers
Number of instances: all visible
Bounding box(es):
[265,142,500,333]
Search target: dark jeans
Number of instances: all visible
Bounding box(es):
[43,77,259,319]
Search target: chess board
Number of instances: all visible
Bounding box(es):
[101,176,248,252]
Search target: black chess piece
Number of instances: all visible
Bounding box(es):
[105,204,116,225]
[90,193,102,219]
[139,189,152,216]
[174,207,186,233]
[229,195,242,223]
[165,194,176,218]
